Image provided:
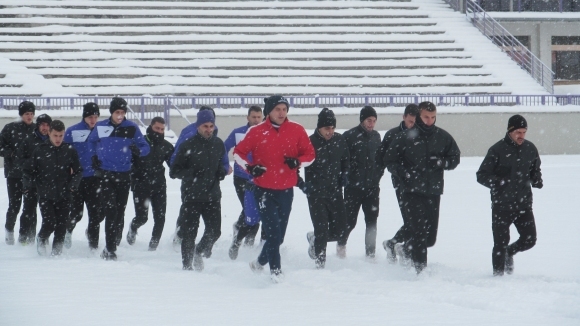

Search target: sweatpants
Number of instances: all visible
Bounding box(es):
[390,188,411,243]
[67,177,103,243]
[307,196,347,262]
[101,171,131,253]
[5,177,38,240]
[232,176,260,244]
[402,193,440,273]
[491,208,537,274]
[38,198,70,254]
[130,185,167,243]
[255,187,293,272]
[344,185,380,257]
[180,200,221,268]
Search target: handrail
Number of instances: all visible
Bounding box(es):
[466,0,555,93]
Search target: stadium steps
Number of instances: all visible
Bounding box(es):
[0,0,541,95]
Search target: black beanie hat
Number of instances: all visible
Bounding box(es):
[83,102,100,118]
[317,108,336,129]
[36,113,52,125]
[359,106,377,123]
[263,95,289,117]
[508,114,527,132]
[199,105,216,118]
[109,97,128,114]
[18,101,36,116]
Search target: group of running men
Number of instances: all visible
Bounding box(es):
[1,96,542,281]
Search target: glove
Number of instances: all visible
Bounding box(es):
[93,169,105,179]
[130,144,140,157]
[429,156,445,170]
[2,148,13,158]
[216,167,226,181]
[246,164,266,177]
[339,173,349,188]
[297,180,312,195]
[284,157,300,169]
[531,177,543,189]
[91,155,102,170]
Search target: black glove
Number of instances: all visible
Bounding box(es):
[92,155,102,170]
[531,177,543,189]
[284,157,300,169]
[93,169,105,179]
[297,180,312,195]
[339,173,349,188]
[130,144,140,157]
[429,156,445,170]
[216,167,226,181]
[246,164,266,177]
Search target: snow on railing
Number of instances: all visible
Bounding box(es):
[466,0,555,94]
[1,95,579,128]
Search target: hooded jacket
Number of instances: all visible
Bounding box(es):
[380,121,411,189]
[131,126,174,191]
[171,122,230,173]
[234,118,315,190]
[64,118,98,177]
[169,132,225,203]
[305,131,349,198]
[476,133,542,211]
[384,122,460,196]
[0,121,36,178]
[17,129,49,174]
[343,124,383,190]
[22,140,83,201]
[224,123,253,180]
[87,117,150,173]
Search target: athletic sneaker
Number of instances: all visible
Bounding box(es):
[148,239,159,251]
[172,228,182,253]
[193,253,204,271]
[100,248,117,261]
[64,231,72,249]
[229,241,241,260]
[270,269,284,283]
[306,231,316,260]
[336,244,346,259]
[37,237,48,256]
[395,243,411,267]
[126,228,137,246]
[505,249,514,275]
[249,259,264,273]
[5,228,15,245]
[383,239,397,264]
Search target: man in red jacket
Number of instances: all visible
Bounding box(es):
[234,95,315,283]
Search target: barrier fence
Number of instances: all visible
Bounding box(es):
[1,95,579,129]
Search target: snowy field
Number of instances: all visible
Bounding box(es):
[1,155,579,325]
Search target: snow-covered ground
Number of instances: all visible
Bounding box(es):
[1,155,579,325]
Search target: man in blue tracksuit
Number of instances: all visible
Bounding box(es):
[224,105,264,260]
[170,106,230,250]
[63,102,103,250]
[88,97,150,260]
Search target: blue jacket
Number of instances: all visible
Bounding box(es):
[87,117,150,173]
[170,122,229,173]
[64,118,98,177]
[224,124,252,180]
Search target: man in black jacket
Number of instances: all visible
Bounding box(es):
[22,120,83,256]
[126,117,174,251]
[384,101,460,274]
[380,104,418,263]
[342,106,383,259]
[301,108,350,268]
[16,113,53,244]
[0,101,36,245]
[170,110,225,271]
[476,115,542,276]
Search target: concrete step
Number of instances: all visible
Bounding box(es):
[0,47,465,53]
[0,30,447,36]
[38,73,493,79]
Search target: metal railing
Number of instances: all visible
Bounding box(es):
[466,0,555,93]
[1,95,579,129]
[477,0,578,12]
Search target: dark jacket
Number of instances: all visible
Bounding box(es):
[0,121,36,178]
[169,132,225,203]
[18,129,49,175]
[476,133,542,211]
[22,140,83,201]
[131,126,174,191]
[380,121,411,189]
[384,124,460,196]
[343,125,383,190]
[305,131,349,198]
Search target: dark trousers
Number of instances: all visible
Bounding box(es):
[67,177,103,242]
[233,176,261,244]
[38,198,70,252]
[491,208,537,274]
[308,196,347,261]
[344,185,380,256]
[255,187,293,272]
[180,200,221,268]
[130,185,167,242]
[402,193,440,272]
[101,172,131,253]
[5,177,38,239]
[391,188,411,243]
